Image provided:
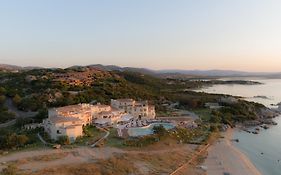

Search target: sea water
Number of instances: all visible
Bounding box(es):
[197,78,281,175]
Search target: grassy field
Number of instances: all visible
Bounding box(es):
[192,108,212,122]
[74,126,105,146]
[105,128,125,148]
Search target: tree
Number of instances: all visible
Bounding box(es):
[35,108,48,122]
[57,136,70,145]
[0,95,6,104]
[210,125,219,132]
[12,94,22,106]
[152,125,167,137]
[210,112,221,123]
[3,133,29,149]
[0,87,6,95]
[17,135,29,146]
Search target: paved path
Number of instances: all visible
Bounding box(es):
[0,119,16,128]
[91,127,110,147]
[5,98,38,118]
[0,98,38,128]
[170,144,210,175]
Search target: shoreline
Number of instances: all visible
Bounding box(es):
[225,128,262,175]
[204,128,262,175]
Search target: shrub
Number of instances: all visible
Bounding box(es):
[1,164,18,175]
[152,125,167,137]
[124,135,159,147]
[57,136,70,145]
[210,125,219,132]
[0,133,29,149]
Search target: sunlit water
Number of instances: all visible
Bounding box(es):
[197,78,281,175]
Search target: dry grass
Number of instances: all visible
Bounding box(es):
[12,152,69,166]
[97,154,138,175]
[28,163,101,175]
[4,138,202,175]
[30,152,69,162]
[123,150,192,174]
[24,148,193,175]
[28,154,138,175]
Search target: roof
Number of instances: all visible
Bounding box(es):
[49,116,83,123]
[65,124,83,129]
[112,99,134,103]
[54,104,92,113]
[135,100,148,105]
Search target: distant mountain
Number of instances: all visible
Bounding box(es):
[157,69,265,77]
[0,64,22,71]
[51,64,281,79]
[1,63,281,78]
[0,64,43,72]
[87,64,158,76]
[157,69,281,79]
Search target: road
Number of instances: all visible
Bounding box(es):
[0,98,38,128]
[5,98,38,118]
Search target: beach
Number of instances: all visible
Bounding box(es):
[204,128,262,175]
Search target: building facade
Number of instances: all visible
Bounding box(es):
[91,104,125,126]
[43,104,95,142]
[42,116,83,143]
[111,99,156,119]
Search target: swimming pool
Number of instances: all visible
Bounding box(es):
[127,123,175,137]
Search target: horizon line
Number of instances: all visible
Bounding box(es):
[0,63,280,74]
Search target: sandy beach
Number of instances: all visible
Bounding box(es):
[204,128,262,175]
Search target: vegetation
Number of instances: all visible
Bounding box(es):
[0,127,43,150]
[0,67,269,151]
[57,136,70,145]
[0,90,15,124]
[124,124,210,147]
[75,125,105,146]
[152,125,168,137]
[0,164,18,175]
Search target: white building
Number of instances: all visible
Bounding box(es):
[43,104,95,142]
[111,99,156,119]
[43,99,156,142]
[43,115,83,143]
[48,104,94,126]
[92,104,125,126]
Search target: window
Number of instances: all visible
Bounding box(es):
[57,130,62,134]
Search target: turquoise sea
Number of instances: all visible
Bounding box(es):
[197,78,281,175]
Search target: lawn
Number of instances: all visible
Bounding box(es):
[74,125,105,146]
[192,108,212,122]
[105,128,125,148]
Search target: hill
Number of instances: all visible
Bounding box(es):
[2,63,281,78]
[0,64,43,72]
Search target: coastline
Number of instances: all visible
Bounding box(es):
[204,128,262,175]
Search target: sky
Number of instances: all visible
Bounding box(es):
[0,0,281,72]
